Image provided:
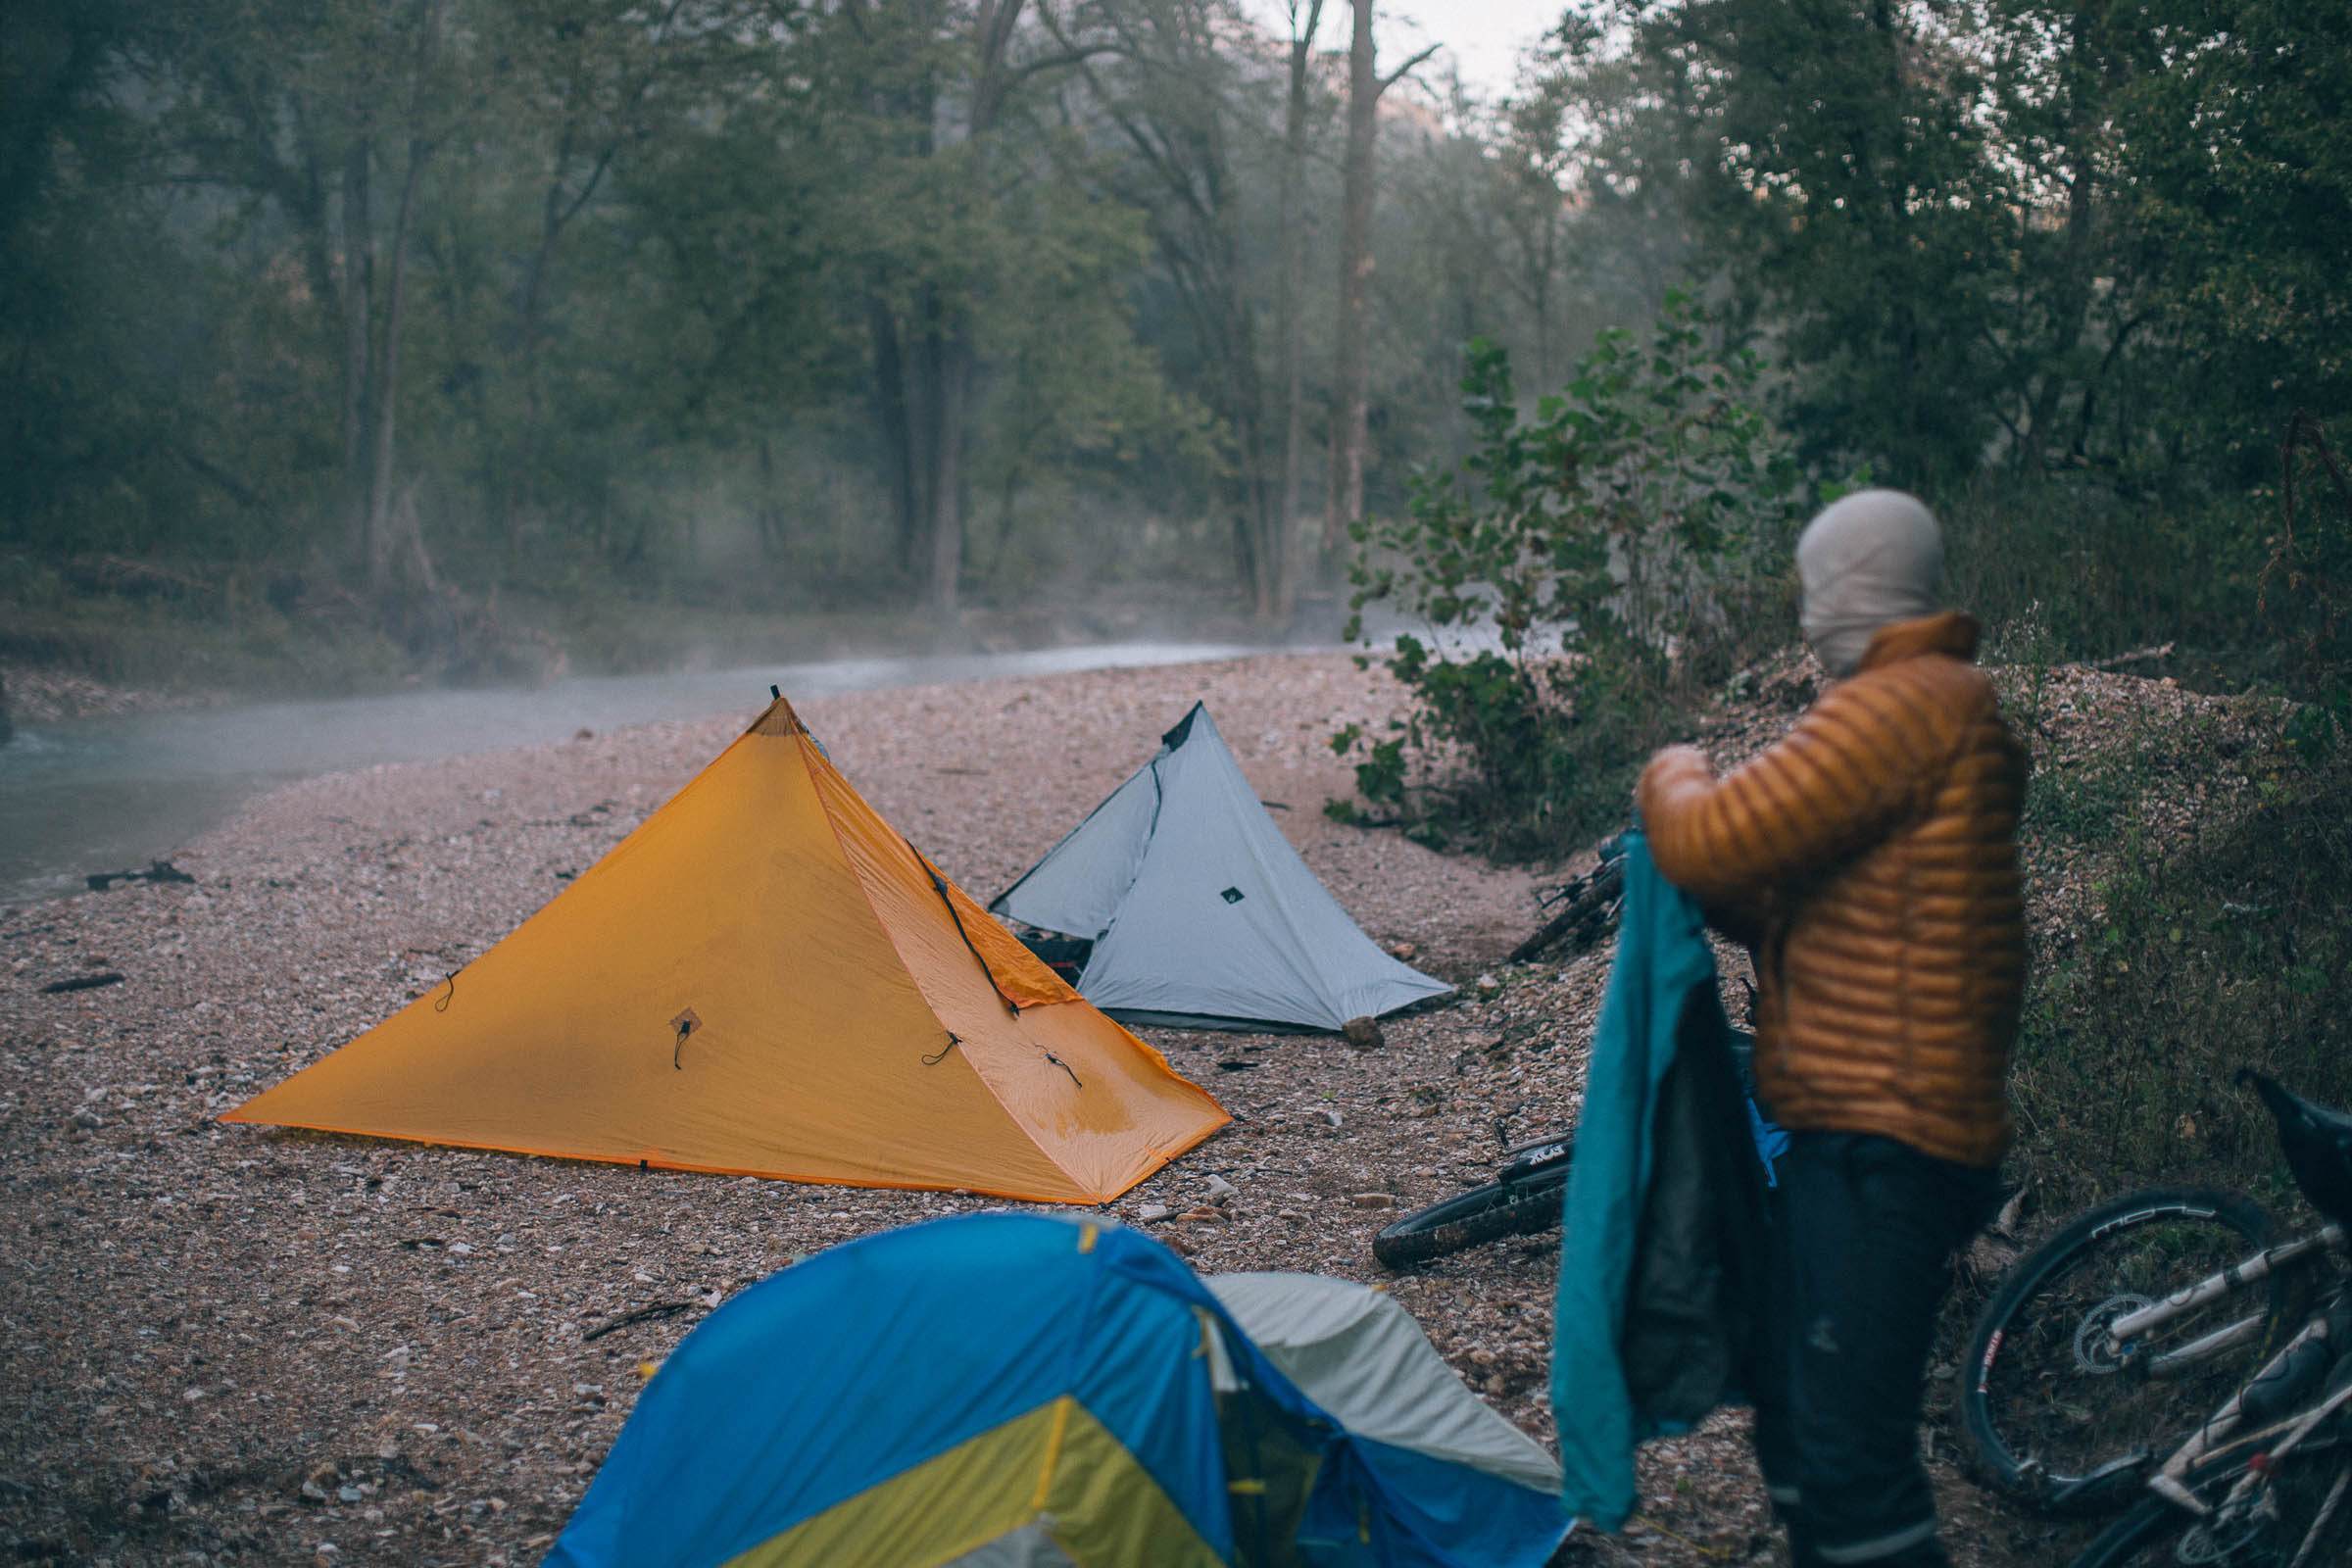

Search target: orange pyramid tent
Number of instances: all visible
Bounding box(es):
[224,697,1227,1203]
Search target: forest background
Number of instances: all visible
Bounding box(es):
[7,0,2344,698]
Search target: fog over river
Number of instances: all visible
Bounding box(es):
[0,642,1265,906]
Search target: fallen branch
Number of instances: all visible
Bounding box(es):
[581,1300,698,1342]
[85,860,197,893]
[40,972,124,995]
[2085,642,2175,671]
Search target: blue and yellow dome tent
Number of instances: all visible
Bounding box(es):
[549,1213,1569,1568]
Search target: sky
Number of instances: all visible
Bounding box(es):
[1240,1,1567,102]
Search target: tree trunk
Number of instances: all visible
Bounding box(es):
[869,300,921,575]
[907,0,1027,614]
[1276,0,1322,624]
[341,135,374,573]
[367,131,431,596]
[366,0,442,598]
[1322,0,1378,565]
[926,328,971,613]
[506,189,566,568]
[906,286,947,583]
[756,433,785,561]
[2023,9,2108,466]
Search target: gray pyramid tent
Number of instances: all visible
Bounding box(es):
[991,704,1451,1031]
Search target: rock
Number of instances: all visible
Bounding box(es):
[1321,1107,1344,1129]
[1136,1202,1170,1222]
[1387,941,1419,960]
[1964,1233,2020,1284]
[1341,1016,1385,1050]
[70,1109,103,1131]
[1202,1173,1237,1202]
[1347,1192,1397,1209]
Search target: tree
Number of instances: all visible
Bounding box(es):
[1560,2,2018,486]
[488,0,735,566]
[2114,0,2352,467]
[784,0,1123,612]
[1276,0,1327,603]
[1080,0,1293,620]
[1319,0,1433,564]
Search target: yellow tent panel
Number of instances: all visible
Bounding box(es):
[223,698,1228,1202]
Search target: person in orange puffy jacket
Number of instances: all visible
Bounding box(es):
[1636,489,2026,1568]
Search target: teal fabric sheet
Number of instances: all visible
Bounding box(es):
[1548,831,1723,1530]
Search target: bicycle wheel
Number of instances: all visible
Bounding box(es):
[1372,1165,1569,1269]
[2068,1438,2352,1567]
[1960,1187,2291,1517]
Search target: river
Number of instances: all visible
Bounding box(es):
[0,642,1266,906]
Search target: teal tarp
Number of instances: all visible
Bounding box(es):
[1547,831,1722,1530]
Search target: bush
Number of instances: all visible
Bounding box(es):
[2010,724,2352,1208]
[1334,290,1809,857]
[2006,417,2352,1207]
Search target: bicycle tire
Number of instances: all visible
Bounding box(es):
[2066,1437,2352,1567]
[1373,1165,1570,1269]
[1959,1186,2289,1517]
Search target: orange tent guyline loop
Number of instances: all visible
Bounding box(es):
[922,1033,962,1066]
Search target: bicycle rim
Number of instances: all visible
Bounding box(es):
[1372,1171,1567,1269]
[2070,1439,2352,1567]
[1961,1187,2289,1516]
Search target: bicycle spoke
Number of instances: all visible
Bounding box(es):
[1962,1189,2290,1515]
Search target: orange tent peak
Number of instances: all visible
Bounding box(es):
[747,695,805,738]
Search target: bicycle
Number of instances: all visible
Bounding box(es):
[1372,1029,1782,1269]
[1956,1069,2352,1565]
[1370,848,1634,1269]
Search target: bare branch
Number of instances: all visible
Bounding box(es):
[1377,42,1440,96]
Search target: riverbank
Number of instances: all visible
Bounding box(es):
[0,647,2261,1567]
[0,651,1573,1567]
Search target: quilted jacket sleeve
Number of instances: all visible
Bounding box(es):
[1636,670,1955,908]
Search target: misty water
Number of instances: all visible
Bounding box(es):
[0,642,1266,907]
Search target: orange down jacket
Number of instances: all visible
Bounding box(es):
[1635,612,2028,1167]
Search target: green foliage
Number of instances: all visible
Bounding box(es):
[1336,290,1807,856]
[1563,0,2352,510]
[2009,723,2352,1205]
[2265,414,2352,756]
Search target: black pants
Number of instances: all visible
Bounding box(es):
[1750,1131,1999,1568]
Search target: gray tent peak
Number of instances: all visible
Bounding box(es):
[991,704,1450,1032]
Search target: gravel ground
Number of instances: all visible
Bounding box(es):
[0,647,2259,1567]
